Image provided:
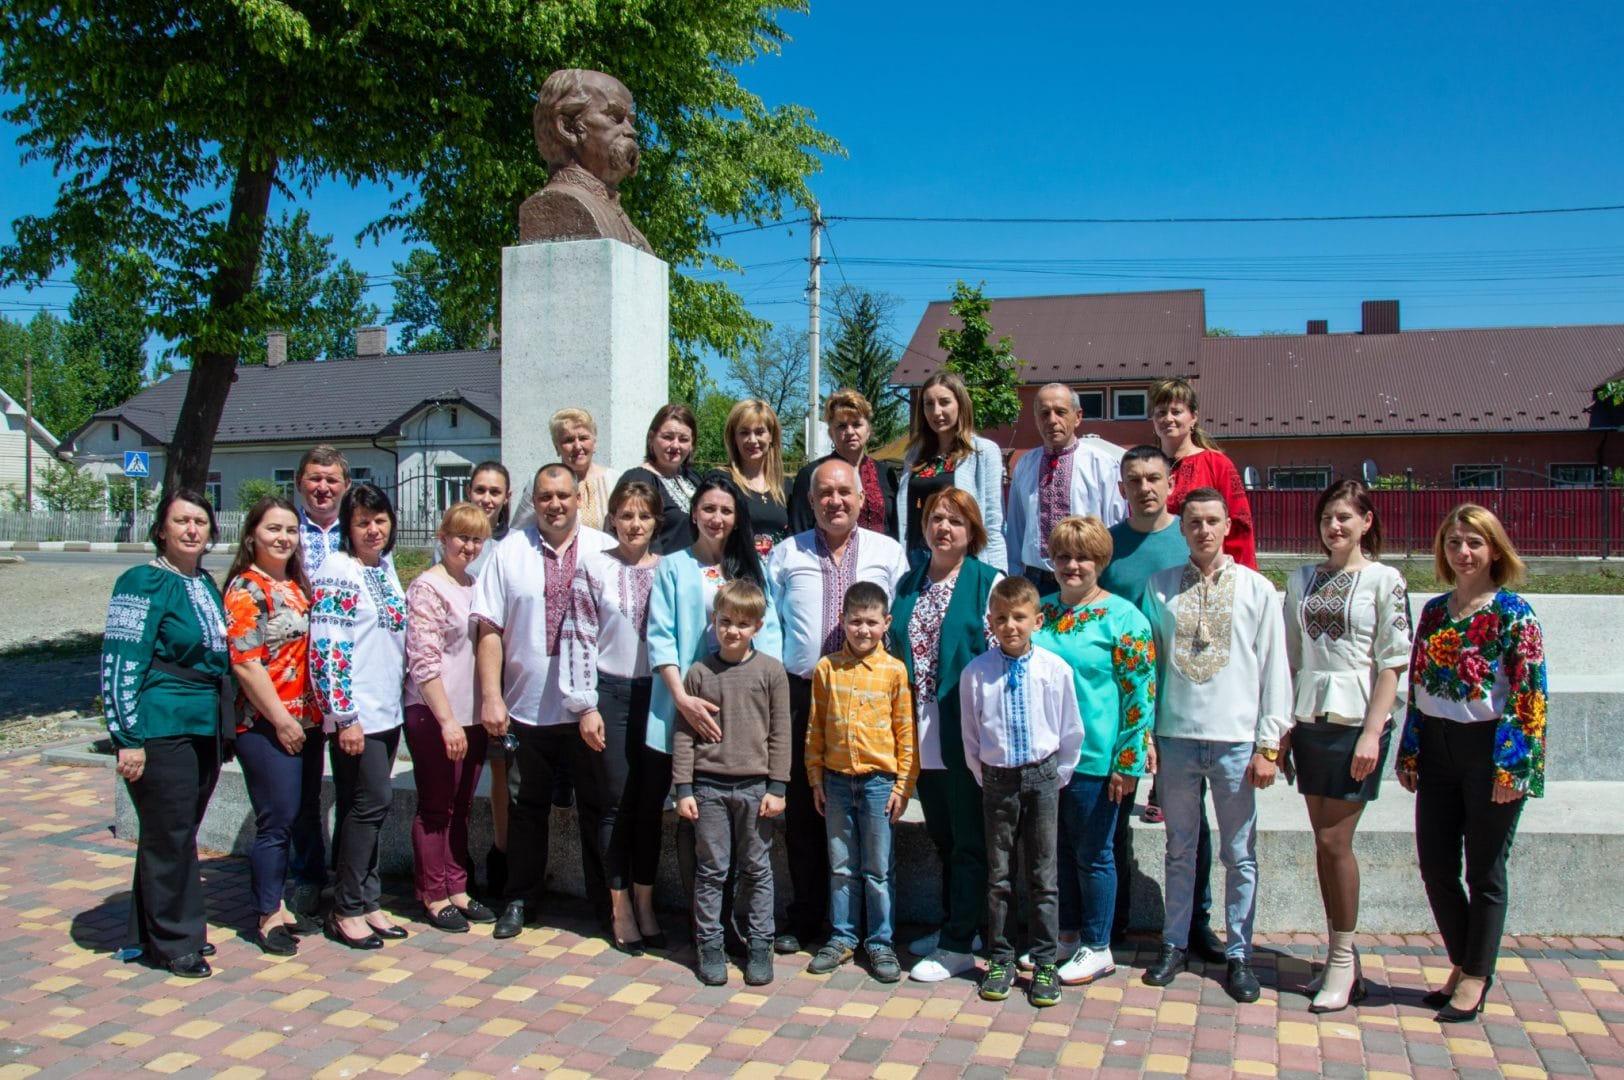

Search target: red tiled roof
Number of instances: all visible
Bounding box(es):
[892,289,1205,385]
[1199,325,1624,438]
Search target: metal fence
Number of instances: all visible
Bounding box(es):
[1250,486,1624,557]
[0,510,248,545]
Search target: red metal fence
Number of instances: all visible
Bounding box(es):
[1248,487,1624,557]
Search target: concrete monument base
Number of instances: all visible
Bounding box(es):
[500,238,669,484]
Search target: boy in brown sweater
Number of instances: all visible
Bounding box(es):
[674,579,792,987]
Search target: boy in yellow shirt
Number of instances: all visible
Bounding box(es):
[804,581,916,983]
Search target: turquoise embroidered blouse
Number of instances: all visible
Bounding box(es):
[1032,590,1156,778]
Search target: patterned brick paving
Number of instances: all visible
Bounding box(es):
[2,753,1622,1079]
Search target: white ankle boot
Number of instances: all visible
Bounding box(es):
[1309,929,1366,1013]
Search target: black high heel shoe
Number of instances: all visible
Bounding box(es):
[325,914,383,951]
[1436,975,1492,1023]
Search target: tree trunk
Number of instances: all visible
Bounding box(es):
[163,149,278,495]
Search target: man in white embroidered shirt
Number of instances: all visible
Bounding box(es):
[474,463,616,941]
[1003,384,1127,592]
[766,458,910,955]
[1139,487,1291,1004]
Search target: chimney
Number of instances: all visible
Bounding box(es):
[1306,319,1328,335]
[266,330,288,366]
[1360,300,1400,335]
[355,325,387,357]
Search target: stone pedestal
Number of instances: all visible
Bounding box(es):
[500,238,669,487]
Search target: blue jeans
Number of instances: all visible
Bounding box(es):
[1157,737,1258,960]
[1057,772,1120,949]
[824,771,897,951]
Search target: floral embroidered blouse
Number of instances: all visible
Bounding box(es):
[224,566,315,732]
[1399,590,1548,796]
[309,551,408,735]
[403,568,479,726]
[1031,591,1156,778]
[1283,562,1411,726]
[101,564,230,748]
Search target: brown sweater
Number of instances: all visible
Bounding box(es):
[674,650,792,798]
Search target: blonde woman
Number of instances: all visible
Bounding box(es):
[552,408,612,532]
[896,371,1006,569]
[725,399,793,554]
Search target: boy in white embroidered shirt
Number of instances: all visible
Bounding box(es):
[958,576,1082,1009]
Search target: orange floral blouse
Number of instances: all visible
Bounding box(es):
[224,566,316,731]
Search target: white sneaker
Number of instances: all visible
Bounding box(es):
[908,931,940,958]
[1058,946,1116,985]
[909,949,977,983]
[1018,939,1080,971]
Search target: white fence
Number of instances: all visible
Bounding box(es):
[0,511,247,545]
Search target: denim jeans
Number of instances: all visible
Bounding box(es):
[1057,772,1120,949]
[983,753,1061,965]
[824,771,897,950]
[1156,737,1258,960]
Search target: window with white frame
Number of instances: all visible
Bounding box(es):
[1549,463,1598,488]
[272,468,296,497]
[1113,389,1148,420]
[204,471,223,511]
[1076,389,1105,421]
[350,467,375,484]
[436,465,472,510]
[1269,466,1331,491]
[1453,464,1503,490]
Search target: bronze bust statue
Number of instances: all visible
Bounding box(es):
[518,69,654,254]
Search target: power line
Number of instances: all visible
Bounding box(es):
[825,203,1624,226]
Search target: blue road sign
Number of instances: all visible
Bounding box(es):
[123,451,150,478]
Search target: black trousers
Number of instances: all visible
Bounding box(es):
[330,727,400,918]
[1112,778,1213,938]
[123,735,221,961]
[1415,717,1525,979]
[784,673,829,941]
[983,754,1061,966]
[288,727,328,889]
[506,723,607,924]
[587,675,668,890]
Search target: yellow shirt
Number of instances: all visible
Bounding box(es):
[807,644,918,798]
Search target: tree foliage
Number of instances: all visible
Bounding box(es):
[35,461,106,511]
[1,0,839,491]
[692,386,738,470]
[936,281,1023,431]
[235,476,285,510]
[64,258,151,414]
[0,310,72,436]
[240,210,380,364]
[391,248,493,354]
[726,326,809,431]
[823,286,907,446]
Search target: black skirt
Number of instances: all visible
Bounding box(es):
[1290,718,1393,802]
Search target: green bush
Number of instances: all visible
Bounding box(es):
[236,477,285,510]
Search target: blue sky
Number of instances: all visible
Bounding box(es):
[5,0,1624,378]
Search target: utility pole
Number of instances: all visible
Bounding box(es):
[22,351,32,512]
[805,204,824,455]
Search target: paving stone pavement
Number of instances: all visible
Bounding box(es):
[2,753,1622,1079]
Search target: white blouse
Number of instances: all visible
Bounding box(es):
[559,549,660,714]
[309,551,407,735]
[1284,561,1413,725]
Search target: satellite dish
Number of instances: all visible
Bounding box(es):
[1242,466,1261,490]
[1361,459,1379,484]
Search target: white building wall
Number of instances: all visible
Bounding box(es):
[0,408,63,506]
[394,405,501,526]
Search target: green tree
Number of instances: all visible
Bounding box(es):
[726,327,808,431]
[936,281,1023,431]
[1204,327,1239,338]
[823,287,906,446]
[0,310,76,436]
[0,0,838,493]
[692,385,738,471]
[35,461,105,511]
[235,477,284,510]
[63,258,151,416]
[107,478,159,513]
[239,210,381,364]
[390,248,493,353]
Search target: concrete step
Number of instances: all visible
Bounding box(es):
[111,756,1624,935]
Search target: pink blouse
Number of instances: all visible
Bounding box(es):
[404,568,479,725]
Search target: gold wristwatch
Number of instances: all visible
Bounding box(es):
[1254,745,1280,762]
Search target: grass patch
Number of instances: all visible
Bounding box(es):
[393,546,433,587]
[1258,562,1624,594]
[0,630,103,663]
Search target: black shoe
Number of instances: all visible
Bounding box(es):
[290,882,323,918]
[325,915,383,951]
[642,930,669,951]
[1028,963,1063,1007]
[255,925,298,956]
[1226,959,1261,1003]
[744,943,774,986]
[167,952,212,979]
[456,898,496,924]
[493,901,527,940]
[427,906,470,934]
[1436,976,1492,1023]
[979,960,1016,1001]
[1142,943,1187,986]
[366,919,409,940]
[485,848,508,902]
[611,934,646,957]
[552,778,576,809]
[1188,926,1227,965]
[286,912,321,936]
[772,932,802,956]
[697,945,728,986]
[807,943,855,975]
[1421,988,1453,1008]
[868,945,902,984]
[199,943,216,958]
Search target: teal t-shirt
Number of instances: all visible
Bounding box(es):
[1099,520,1188,609]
